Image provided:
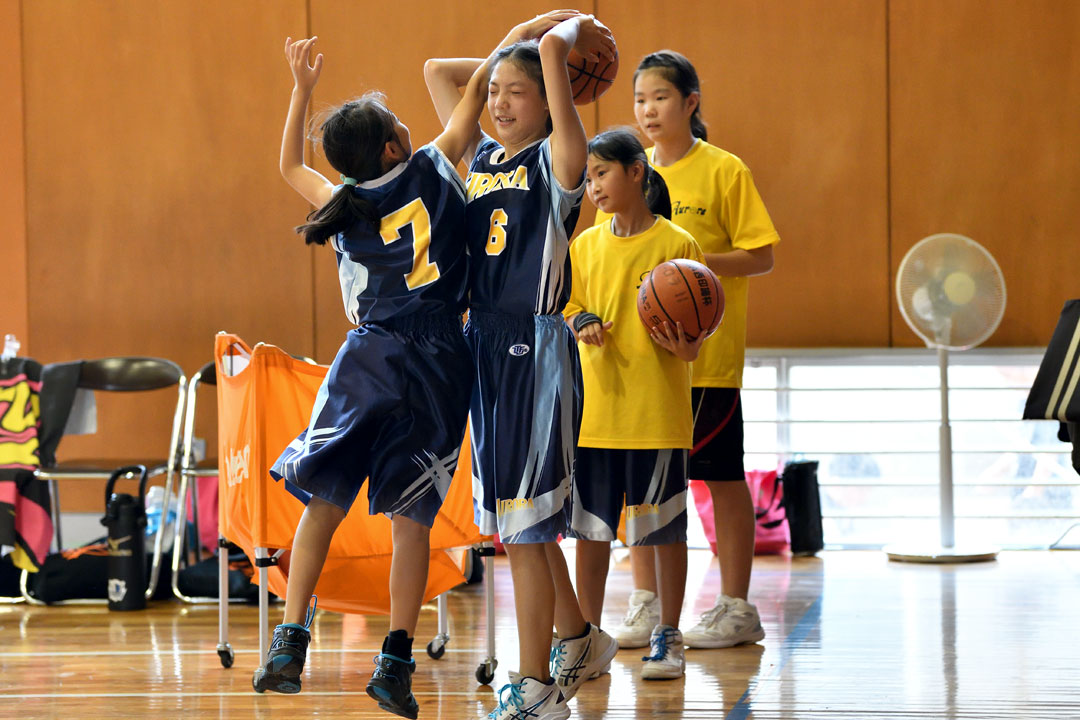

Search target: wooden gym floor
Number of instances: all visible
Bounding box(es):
[1,549,1078,719]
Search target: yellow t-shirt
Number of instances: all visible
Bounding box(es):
[565,217,704,449]
[596,140,780,387]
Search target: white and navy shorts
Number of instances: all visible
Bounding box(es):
[466,311,582,544]
[570,447,689,546]
[270,313,472,528]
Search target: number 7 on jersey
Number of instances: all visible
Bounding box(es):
[380,198,441,290]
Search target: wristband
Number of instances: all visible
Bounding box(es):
[572,312,602,332]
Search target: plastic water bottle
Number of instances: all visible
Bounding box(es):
[144,486,177,549]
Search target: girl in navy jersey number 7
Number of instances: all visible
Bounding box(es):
[252,36,492,720]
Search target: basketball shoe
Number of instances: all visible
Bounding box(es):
[549,623,618,699]
[252,597,317,694]
[640,625,685,680]
[610,589,661,648]
[485,673,569,720]
[366,653,419,719]
[683,594,765,648]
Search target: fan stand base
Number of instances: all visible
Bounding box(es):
[884,544,999,564]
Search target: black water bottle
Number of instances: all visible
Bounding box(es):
[101,465,149,611]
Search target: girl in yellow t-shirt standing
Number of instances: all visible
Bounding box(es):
[597,50,780,651]
[565,128,706,681]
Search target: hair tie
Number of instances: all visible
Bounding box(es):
[340,175,358,186]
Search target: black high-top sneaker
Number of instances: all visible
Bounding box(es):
[252,596,316,694]
[366,653,419,719]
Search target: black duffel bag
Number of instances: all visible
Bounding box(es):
[781,460,824,556]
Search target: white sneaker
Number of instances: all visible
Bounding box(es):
[640,625,685,680]
[683,594,765,649]
[611,589,661,648]
[550,623,618,700]
[485,673,569,720]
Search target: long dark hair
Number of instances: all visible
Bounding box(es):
[588,128,671,219]
[634,50,707,142]
[296,92,398,246]
[491,41,553,135]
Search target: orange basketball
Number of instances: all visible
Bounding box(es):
[637,259,724,341]
[567,26,618,105]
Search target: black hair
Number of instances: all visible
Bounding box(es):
[491,40,553,135]
[295,92,399,246]
[588,127,672,219]
[634,50,707,142]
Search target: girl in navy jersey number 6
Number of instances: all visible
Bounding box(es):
[427,11,618,720]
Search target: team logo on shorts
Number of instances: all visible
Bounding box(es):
[508,344,530,357]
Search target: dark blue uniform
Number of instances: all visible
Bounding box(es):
[271,144,472,527]
[464,135,585,543]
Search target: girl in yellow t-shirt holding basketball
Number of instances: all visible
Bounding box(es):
[565,127,706,681]
[596,50,780,652]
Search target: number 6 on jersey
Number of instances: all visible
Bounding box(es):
[487,208,508,256]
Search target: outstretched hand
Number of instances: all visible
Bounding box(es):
[513,10,583,42]
[285,36,323,93]
[571,15,617,62]
[649,321,704,362]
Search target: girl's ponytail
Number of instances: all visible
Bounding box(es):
[689,108,708,142]
[295,186,381,246]
[296,91,398,245]
[644,165,672,220]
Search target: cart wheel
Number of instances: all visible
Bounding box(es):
[426,638,446,660]
[475,659,496,685]
[218,645,234,668]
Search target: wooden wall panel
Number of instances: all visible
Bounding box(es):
[22,1,311,511]
[596,0,891,347]
[306,1,601,361]
[890,0,1080,347]
[0,0,29,351]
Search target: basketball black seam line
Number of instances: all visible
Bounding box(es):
[566,59,613,82]
[581,75,599,101]
[647,274,680,333]
[672,264,705,335]
[704,273,720,331]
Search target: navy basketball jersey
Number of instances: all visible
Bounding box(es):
[331,143,468,325]
[465,134,584,315]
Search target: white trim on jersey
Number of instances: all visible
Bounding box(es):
[358,161,408,189]
[424,144,467,203]
[535,139,586,315]
[330,235,369,325]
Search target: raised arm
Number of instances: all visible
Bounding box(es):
[425,10,584,164]
[538,16,616,189]
[432,58,492,165]
[425,58,485,163]
[280,36,334,208]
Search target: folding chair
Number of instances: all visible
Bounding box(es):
[24,357,185,604]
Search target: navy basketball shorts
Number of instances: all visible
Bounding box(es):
[688,387,745,482]
[270,313,472,528]
[571,447,689,546]
[466,311,582,544]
